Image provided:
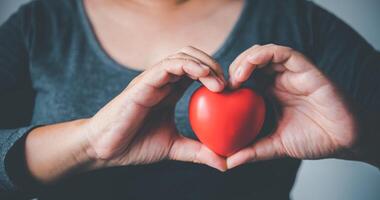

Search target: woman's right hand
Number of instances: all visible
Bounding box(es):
[24,46,227,184]
[84,46,227,171]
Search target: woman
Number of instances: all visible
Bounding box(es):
[0,0,379,199]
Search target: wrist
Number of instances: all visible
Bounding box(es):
[24,119,106,184]
[79,118,110,170]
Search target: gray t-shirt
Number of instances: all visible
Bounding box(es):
[1,0,379,199]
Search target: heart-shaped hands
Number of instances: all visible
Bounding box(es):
[22,44,366,185]
[86,44,358,172]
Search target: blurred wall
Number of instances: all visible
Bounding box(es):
[1,0,380,200]
[0,0,30,24]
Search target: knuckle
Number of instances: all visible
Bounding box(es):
[167,143,177,161]
[158,57,172,65]
[94,146,118,161]
[156,58,176,71]
[166,55,197,65]
[192,145,203,164]
[272,45,282,53]
[248,149,258,161]
[283,46,293,52]
[183,58,201,67]
[179,57,196,65]
[267,43,292,53]
[275,45,292,52]
[169,52,189,59]
[180,45,196,52]
[176,52,189,58]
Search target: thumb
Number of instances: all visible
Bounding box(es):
[168,135,227,171]
[226,135,286,169]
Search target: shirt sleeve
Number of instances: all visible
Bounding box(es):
[0,5,42,195]
[306,2,380,163]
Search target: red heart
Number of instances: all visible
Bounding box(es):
[189,86,266,157]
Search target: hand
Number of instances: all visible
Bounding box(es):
[24,46,227,184]
[226,44,357,169]
[85,46,227,171]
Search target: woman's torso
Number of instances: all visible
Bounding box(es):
[16,0,312,199]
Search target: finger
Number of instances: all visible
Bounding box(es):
[230,45,270,89]
[168,52,225,90]
[142,58,224,92]
[226,135,286,169]
[228,45,261,88]
[230,44,316,89]
[229,44,261,80]
[169,135,227,172]
[164,57,224,92]
[178,46,226,82]
[238,44,314,79]
[177,47,226,92]
[167,53,212,80]
[124,58,211,107]
[247,44,315,73]
[125,56,224,108]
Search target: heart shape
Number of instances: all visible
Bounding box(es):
[189,86,266,157]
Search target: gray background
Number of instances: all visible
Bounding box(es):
[1,0,379,199]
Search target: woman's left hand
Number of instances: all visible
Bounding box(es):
[226,44,358,169]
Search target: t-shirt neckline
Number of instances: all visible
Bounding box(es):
[77,0,251,74]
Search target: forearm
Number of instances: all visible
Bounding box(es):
[24,119,102,184]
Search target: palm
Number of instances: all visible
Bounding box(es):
[270,69,356,159]
[87,46,228,171]
[117,106,222,169]
[227,45,357,168]
[117,109,178,165]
